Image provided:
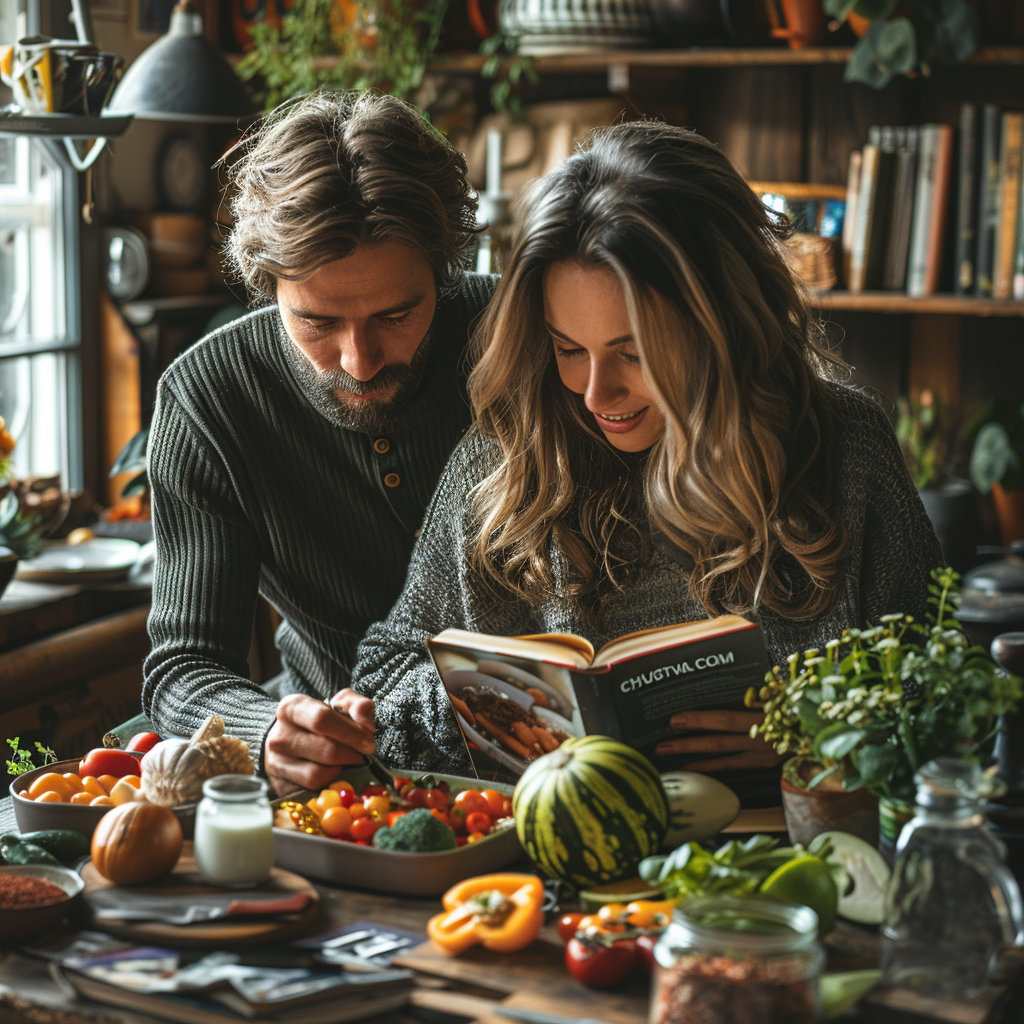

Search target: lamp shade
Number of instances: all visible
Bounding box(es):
[107,3,255,123]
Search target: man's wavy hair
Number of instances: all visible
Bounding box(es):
[468,121,848,624]
[223,91,477,302]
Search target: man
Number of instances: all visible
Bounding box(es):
[143,91,494,795]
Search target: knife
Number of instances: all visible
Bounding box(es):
[494,1008,621,1024]
[92,892,311,925]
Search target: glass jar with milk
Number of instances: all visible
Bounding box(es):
[194,775,274,887]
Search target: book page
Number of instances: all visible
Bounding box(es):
[427,636,586,783]
[430,628,594,667]
[592,614,755,667]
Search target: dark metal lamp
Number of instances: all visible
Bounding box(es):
[106,0,255,123]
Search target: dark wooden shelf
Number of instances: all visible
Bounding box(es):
[810,291,1024,316]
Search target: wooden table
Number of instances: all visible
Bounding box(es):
[1,795,1023,1024]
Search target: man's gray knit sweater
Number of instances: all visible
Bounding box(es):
[351,384,943,803]
[143,275,496,765]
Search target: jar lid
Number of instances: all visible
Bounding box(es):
[656,896,819,964]
[201,774,267,801]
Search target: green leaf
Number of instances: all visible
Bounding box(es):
[851,0,897,18]
[121,470,149,499]
[0,492,16,531]
[818,727,868,761]
[823,0,858,18]
[110,427,149,477]
[845,24,896,88]
[926,0,981,63]
[876,17,916,74]
[971,422,1015,492]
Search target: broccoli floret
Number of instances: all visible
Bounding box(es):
[373,807,457,852]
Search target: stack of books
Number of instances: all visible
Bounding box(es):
[842,107,1024,300]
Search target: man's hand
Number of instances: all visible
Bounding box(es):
[655,710,784,773]
[264,689,376,797]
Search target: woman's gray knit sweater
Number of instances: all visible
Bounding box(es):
[351,383,943,803]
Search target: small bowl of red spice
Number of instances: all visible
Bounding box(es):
[0,865,85,942]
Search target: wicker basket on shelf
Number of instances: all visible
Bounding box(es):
[782,232,838,292]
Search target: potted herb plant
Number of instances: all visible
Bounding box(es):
[824,0,982,89]
[896,391,977,572]
[749,567,1022,858]
[968,401,1024,546]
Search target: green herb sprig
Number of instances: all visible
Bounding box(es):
[5,737,57,777]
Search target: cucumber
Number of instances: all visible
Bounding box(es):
[1,829,90,865]
[0,836,61,866]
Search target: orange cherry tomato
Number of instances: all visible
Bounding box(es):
[349,801,368,819]
[480,789,506,817]
[466,831,487,843]
[70,791,95,805]
[386,809,408,827]
[429,807,451,827]
[81,776,106,797]
[363,795,391,819]
[90,795,113,806]
[350,817,379,842]
[453,790,489,815]
[61,773,85,794]
[329,779,356,795]
[318,789,341,811]
[321,806,353,837]
[28,773,72,801]
[97,775,120,794]
[36,790,64,803]
[465,811,492,834]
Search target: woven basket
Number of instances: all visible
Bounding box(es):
[498,0,658,53]
[782,232,837,292]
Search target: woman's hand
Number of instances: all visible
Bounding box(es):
[264,689,376,796]
[655,710,784,773]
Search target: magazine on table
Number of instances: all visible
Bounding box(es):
[426,614,771,783]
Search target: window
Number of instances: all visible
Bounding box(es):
[0,128,83,487]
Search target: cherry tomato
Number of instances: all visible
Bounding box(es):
[336,789,356,809]
[364,794,392,819]
[429,807,451,827]
[318,789,341,811]
[329,779,356,795]
[392,776,412,791]
[400,783,417,799]
[597,903,630,930]
[79,748,141,780]
[500,797,513,817]
[449,807,467,833]
[466,831,487,843]
[349,802,368,819]
[406,787,431,809]
[565,937,638,988]
[455,835,469,847]
[350,817,379,842]
[453,790,489,815]
[354,839,371,845]
[321,806,353,837]
[125,732,161,754]
[423,788,448,810]
[635,934,658,974]
[480,789,506,817]
[386,809,407,827]
[436,780,451,796]
[465,810,492,834]
[361,783,388,798]
[557,913,586,943]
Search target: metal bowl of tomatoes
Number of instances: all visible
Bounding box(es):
[272,767,523,896]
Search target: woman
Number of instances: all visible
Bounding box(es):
[351,121,941,805]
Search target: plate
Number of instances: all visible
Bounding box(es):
[16,538,140,583]
[272,768,524,896]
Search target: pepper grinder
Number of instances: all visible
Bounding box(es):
[986,632,1024,884]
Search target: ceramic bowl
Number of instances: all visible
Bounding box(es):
[0,864,85,943]
[10,755,196,839]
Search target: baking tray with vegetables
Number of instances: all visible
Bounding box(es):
[272,768,523,896]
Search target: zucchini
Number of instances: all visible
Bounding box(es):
[0,829,90,865]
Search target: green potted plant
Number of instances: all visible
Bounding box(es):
[896,391,976,571]
[0,416,43,599]
[749,567,1022,857]
[968,401,1024,546]
[824,0,982,89]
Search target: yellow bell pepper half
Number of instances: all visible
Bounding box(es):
[427,873,545,955]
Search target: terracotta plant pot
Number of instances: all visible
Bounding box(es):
[991,482,1024,547]
[781,776,879,848]
[767,0,826,49]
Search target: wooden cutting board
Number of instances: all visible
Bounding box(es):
[80,842,319,946]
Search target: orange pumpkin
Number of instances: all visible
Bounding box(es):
[90,801,183,885]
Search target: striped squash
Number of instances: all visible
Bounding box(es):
[512,736,669,888]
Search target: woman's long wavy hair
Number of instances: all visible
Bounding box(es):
[467,120,848,624]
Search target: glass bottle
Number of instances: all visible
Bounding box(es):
[194,775,274,887]
[650,897,824,1024]
[880,757,1024,996]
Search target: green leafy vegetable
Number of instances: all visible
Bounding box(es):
[5,737,57,777]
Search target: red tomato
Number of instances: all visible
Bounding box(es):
[453,789,489,815]
[406,787,431,809]
[423,788,448,811]
[429,807,451,827]
[354,839,370,846]
[361,783,388,798]
[480,789,506,817]
[386,809,407,827]
[392,776,412,791]
[449,807,467,833]
[336,789,356,809]
[455,835,469,847]
[125,732,161,754]
[557,913,586,943]
[565,938,637,988]
[79,749,141,780]
[465,810,492,834]
[436,780,451,796]
[350,817,379,841]
[500,797,513,817]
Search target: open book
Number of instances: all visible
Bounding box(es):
[426,614,770,783]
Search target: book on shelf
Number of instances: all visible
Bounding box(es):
[1015,166,1024,299]
[907,124,953,297]
[955,103,979,294]
[848,141,880,292]
[975,104,1002,297]
[842,149,862,288]
[994,111,1023,300]
[884,125,919,291]
[425,614,770,782]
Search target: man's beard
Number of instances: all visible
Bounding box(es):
[290,328,433,433]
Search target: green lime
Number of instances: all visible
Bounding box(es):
[760,855,838,936]
[578,877,662,912]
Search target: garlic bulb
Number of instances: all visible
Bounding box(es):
[141,714,254,806]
